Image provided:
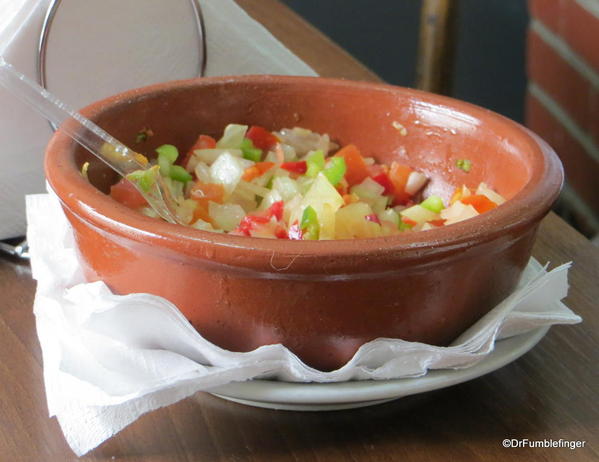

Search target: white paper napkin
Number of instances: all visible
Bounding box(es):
[26,192,581,456]
[0,0,316,239]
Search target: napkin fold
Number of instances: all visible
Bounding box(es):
[26,193,581,456]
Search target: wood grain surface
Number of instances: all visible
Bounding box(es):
[0,1,597,460]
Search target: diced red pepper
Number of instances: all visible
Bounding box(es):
[460,194,498,214]
[274,225,289,239]
[110,178,148,209]
[371,172,395,195]
[235,214,271,236]
[235,217,253,236]
[181,134,217,168]
[266,200,284,221]
[365,214,381,224]
[246,126,279,151]
[280,161,307,174]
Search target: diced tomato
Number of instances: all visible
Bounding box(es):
[371,172,395,195]
[388,162,413,205]
[288,221,303,240]
[246,126,279,151]
[280,161,307,174]
[401,216,417,227]
[365,214,381,224]
[190,182,225,203]
[181,134,217,168]
[110,178,148,209]
[460,194,498,214]
[242,161,275,182]
[265,200,284,221]
[428,219,446,227]
[274,225,289,239]
[334,144,369,186]
[192,203,211,224]
[189,182,225,224]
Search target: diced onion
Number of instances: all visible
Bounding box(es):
[405,171,428,195]
[194,161,212,183]
[236,180,271,198]
[216,124,248,149]
[194,148,242,165]
[476,182,506,205]
[208,202,245,231]
[210,153,252,195]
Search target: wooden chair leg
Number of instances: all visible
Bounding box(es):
[416,0,457,94]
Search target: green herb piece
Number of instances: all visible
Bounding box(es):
[135,127,154,144]
[456,159,472,172]
[240,138,263,162]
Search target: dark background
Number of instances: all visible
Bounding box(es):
[281,0,530,123]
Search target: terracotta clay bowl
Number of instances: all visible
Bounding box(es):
[45,75,563,371]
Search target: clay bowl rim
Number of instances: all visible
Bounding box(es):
[45,75,563,266]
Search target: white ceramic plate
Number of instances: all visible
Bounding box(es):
[209,326,549,411]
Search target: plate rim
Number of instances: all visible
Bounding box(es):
[208,326,550,406]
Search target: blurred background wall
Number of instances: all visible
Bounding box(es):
[282,0,599,240]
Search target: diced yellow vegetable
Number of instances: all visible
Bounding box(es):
[335,202,381,239]
[440,201,479,225]
[400,205,439,225]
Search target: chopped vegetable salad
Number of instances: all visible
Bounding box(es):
[110,124,506,239]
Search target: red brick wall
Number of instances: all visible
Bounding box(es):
[526,0,599,237]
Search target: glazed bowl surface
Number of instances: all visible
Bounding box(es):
[45,75,563,371]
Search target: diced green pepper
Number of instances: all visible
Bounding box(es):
[301,205,320,240]
[306,150,325,178]
[398,220,412,232]
[156,144,179,163]
[323,157,346,186]
[420,195,445,213]
[126,165,159,193]
[240,138,262,162]
[169,165,193,183]
[156,144,179,177]
[158,154,172,176]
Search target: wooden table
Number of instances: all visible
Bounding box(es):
[1,1,597,460]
